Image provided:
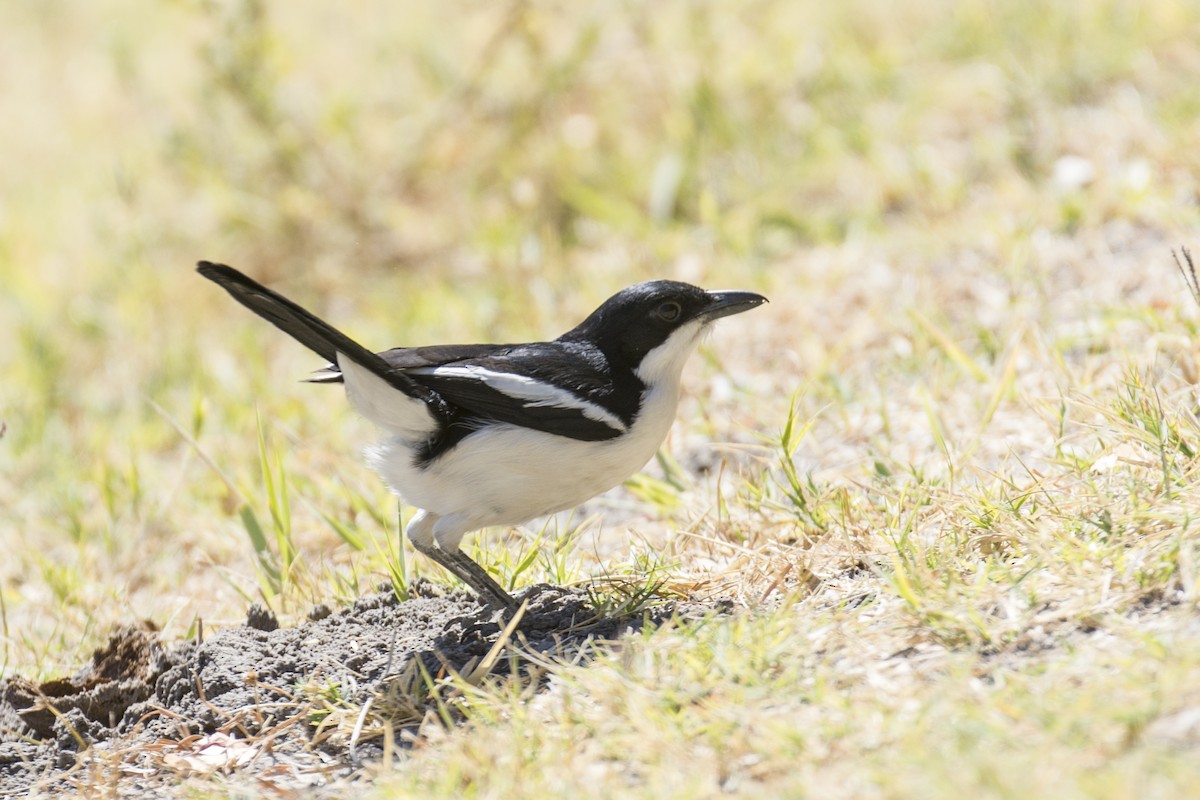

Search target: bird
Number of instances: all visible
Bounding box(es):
[197,261,766,609]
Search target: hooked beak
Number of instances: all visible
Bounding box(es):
[698,289,769,322]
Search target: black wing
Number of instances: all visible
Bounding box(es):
[308,336,639,440]
[409,342,641,442]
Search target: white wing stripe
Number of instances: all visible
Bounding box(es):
[411,365,628,432]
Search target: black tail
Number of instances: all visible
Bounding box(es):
[196,261,444,408]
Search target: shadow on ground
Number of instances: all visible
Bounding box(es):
[0,582,722,796]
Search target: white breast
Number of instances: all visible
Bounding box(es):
[349,320,707,552]
[366,380,680,550]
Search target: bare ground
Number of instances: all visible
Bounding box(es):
[0,584,719,797]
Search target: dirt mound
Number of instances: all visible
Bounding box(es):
[0,582,714,796]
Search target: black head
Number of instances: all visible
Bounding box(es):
[560,280,767,370]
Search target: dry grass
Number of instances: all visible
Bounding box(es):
[3,0,1200,796]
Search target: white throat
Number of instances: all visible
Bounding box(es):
[635,319,706,388]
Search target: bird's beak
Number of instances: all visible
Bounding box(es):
[698,290,769,322]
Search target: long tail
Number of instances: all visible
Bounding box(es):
[196,261,444,408]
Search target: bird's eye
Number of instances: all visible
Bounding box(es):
[656,301,682,322]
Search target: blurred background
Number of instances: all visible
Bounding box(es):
[2,0,1199,672]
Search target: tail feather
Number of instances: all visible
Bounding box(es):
[305,366,344,384]
[196,261,444,410]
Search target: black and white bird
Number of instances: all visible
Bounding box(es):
[197,262,766,608]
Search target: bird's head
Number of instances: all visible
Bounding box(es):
[561,280,767,384]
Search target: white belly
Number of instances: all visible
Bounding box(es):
[365,383,681,532]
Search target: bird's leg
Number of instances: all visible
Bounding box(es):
[405,509,518,609]
[409,537,518,610]
[442,549,520,610]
